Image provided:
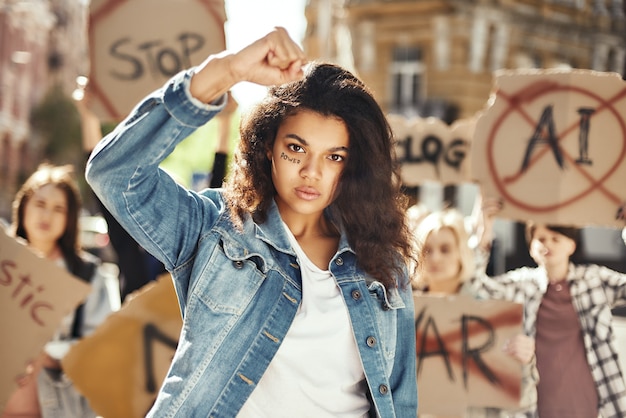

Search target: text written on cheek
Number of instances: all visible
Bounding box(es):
[280,152,301,164]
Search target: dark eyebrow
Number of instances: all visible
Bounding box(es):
[285,133,307,145]
[285,134,349,153]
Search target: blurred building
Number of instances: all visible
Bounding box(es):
[0,0,89,220]
[305,0,625,122]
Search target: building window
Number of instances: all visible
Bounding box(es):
[591,43,624,72]
[389,46,424,115]
[608,47,626,73]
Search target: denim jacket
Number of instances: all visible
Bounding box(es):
[86,69,417,418]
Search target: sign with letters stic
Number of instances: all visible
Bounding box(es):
[414,294,523,416]
[88,0,227,121]
[62,274,182,418]
[0,229,91,410]
[389,114,475,185]
[472,69,626,227]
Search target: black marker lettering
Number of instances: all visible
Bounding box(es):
[520,105,565,173]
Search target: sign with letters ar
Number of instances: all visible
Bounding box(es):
[389,114,475,185]
[0,228,91,410]
[62,274,182,418]
[88,0,227,121]
[472,69,626,227]
[414,294,523,416]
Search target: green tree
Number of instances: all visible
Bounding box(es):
[30,83,91,207]
[30,83,83,168]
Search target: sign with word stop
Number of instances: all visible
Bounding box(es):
[88,0,226,121]
[472,69,626,228]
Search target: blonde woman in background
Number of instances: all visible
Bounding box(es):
[412,208,536,418]
[2,164,119,418]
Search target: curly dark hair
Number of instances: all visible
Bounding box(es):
[224,61,414,289]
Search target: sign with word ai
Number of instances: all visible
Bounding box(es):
[88,0,227,121]
[389,114,475,185]
[62,275,182,418]
[0,229,91,410]
[414,294,523,416]
[472,69,626,228]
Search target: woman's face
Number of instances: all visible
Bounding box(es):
[421,227,462,285]
[22,184,68,250]
[529,225,576,268]
[269,109,349,220]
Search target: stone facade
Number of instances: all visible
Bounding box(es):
[304,0,625,121]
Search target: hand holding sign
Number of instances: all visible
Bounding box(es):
[0,229,91,411]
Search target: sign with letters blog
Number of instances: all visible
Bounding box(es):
[472,69,626,228]
[389,114,475,185]
[414,294,524,416]
[0,228,91,410]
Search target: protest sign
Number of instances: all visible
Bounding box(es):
[62,274,182,418]
[414,294,523,416]
[389,114,475,185]
[88,0,227,121]
[472,69,626,227]
[0,228,92,410]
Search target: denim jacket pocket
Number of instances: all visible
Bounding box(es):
[193,238,267,316]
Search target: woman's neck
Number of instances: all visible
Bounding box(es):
[545,261,569,283]
[30,241,62,260]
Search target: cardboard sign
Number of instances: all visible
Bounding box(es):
[88,0,227,121]
[472,69,626,227]
[0,229,92,410]
[62,274,182,418]
[414,294,523,416]
[390,114,475,185]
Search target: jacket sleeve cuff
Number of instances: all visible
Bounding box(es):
[162,68,227,126]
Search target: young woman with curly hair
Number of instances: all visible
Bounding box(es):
[87,28,417,417]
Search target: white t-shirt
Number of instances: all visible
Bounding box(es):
[238,224,370,418]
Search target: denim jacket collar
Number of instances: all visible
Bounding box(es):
[254,198,356,260]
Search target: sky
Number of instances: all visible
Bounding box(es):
[224,0,308,110]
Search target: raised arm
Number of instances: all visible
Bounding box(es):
[86,28,306,272]
[189,27,306,104]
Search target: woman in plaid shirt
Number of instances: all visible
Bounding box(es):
[470,210,626,418]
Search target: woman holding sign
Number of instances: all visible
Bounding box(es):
[411,208,537,417]
[3,164,119,418]
[86,28,418,417]
[468,201,626,418]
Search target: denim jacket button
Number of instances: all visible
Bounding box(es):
[335,257,343,266]
[366,336,376,347]
[233,260,244,269]
[351,290,361,300]
[378,384,388,395]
